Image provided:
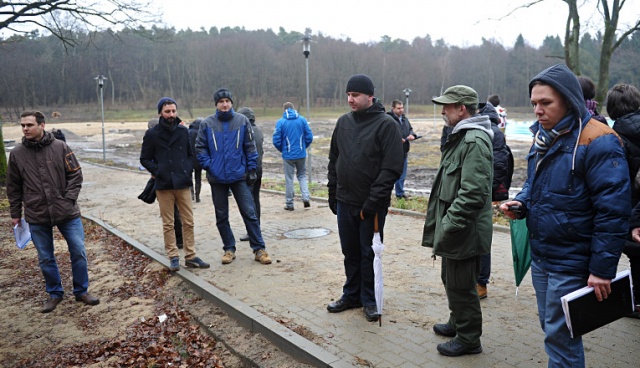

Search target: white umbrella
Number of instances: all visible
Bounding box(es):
[371,214,384,327]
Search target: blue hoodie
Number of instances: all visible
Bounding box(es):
[272,108,313,160]
[515,64,630,279]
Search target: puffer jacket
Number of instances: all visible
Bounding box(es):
[140,117,193,190]
[422,115,494,259]
[7,131,83,225]
[478,102,513,201]
[196,110,258,184]
[515,64,631,280]
[327,98,404,211]
[188,119,202,170]
[272,108,313,160]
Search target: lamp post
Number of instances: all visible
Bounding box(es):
[302,32,312,183]
[94,75,107,162]
[432,95,438,129]
[403,88,412,115]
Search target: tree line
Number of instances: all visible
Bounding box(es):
[1,26,639,121]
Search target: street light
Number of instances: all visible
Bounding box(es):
[302,32,312,183]
[432,95,438,129]
[94,75,107,162]
[403,88,412,115]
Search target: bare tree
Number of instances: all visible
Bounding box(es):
[0,0,156,50]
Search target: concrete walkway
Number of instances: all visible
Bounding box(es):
[79,162,639,367]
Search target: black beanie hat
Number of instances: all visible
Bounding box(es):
[214,88,233,105]
[157,97,177,113]
[346,74,375,96]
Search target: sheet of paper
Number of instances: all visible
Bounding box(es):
[13,218,31,249]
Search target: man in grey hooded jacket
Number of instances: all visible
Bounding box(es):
[423,85,493,357]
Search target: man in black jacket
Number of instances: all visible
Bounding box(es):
[140,97,209,272]
[387,100,417,199]
[326,74,404,322]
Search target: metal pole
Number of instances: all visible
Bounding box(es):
[99,81,106,162]
[405,95,409,115]
[305,55,312,184]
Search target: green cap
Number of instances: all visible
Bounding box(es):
[432,85,478,106]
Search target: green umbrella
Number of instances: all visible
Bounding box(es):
[510,218,532,296]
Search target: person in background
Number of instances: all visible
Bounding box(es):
[188,118,203,203]
[487,94,508,132]
[51,128,66,142]
[607,83,640,313]
[272,102,313,211]
[237,107,263,242]
[326,74,404,323]
[424,85,493,357]
[387,100,417,200]
[500,64,630,367]
[140,97,210,271]
[577,76,608,125]
[7,110,100,313]
[148,117,184,249]
[196,89,271,265]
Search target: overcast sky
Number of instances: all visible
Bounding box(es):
[156,0,640,48]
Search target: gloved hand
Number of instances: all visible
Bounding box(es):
[328,195,337,215]
[246,170,257,186]
[359,201,377,220]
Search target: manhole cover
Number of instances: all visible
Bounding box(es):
[283,228,331,239]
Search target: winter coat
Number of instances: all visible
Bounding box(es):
[386,112,416,154]
[251,121,264,175]
[515,64,631,280]
[272,108,313,160]
[188,120,202,170]
[613,110,640,205]
[196,110,258,184]
[140,117,193,191]
[7,131,83,225]
[422,115,494,259]
[327,98,404,211]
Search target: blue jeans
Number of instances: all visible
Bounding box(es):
[531,260,587,367]
[30,217,89,298]
[394,156,408,197]
[336,200,386,307]
[283,157,310,207]
[211,181,265,252]
[477,252,491,286]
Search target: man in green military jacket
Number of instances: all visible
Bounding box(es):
[422,85,493,357]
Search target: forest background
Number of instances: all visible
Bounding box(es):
[1,23,639,123]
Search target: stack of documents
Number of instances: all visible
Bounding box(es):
[13,218,31,249]
[561,270,634,338]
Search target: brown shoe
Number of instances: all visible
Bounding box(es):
[476,284,487,299]
[254,249,272,264]
[75,293,100,306]
[42,297,62,313]
[221,250,236,265]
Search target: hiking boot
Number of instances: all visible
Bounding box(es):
[433,323,457,337]
[476,284,488,299]
[75,293,100,306]
[221,251,236,265]
[303,201,311,208]
[42,296,62,313]
[437,339,482,357]
[254,249,272,264]
[327,299,362,313]
[239,234,250,242]
[169,257,180,271]
[176,242,183,249]
[185,257,210,269]
[284,206,294,211]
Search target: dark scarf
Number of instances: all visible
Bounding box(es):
[216,108,235,122]
[534,114,574,170]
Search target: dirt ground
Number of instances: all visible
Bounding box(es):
[0,202,308,367]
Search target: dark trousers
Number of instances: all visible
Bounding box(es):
[250,171,262,221]
[336,200,386,307]
[477,252,491,286]
[441,256,483,347]
[193,167,202,200]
